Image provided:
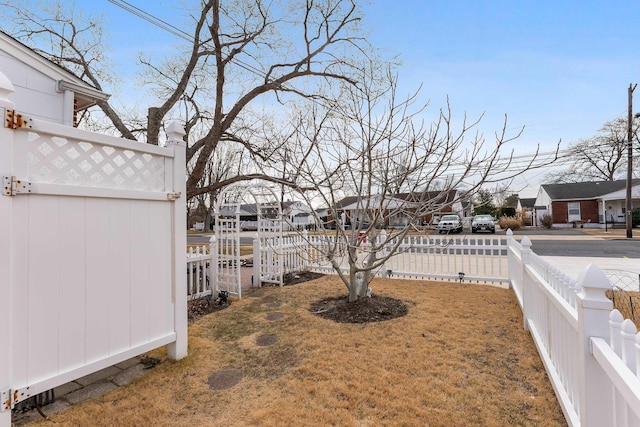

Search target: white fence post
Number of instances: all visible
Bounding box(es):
[520,236,533,331]
[302,230,309,271]
[165,122,187,361]
[209,235,216,295]
[253,233,261,287]
[379,229,389,277]
[506,229,520,291]
[576,263,614,427]
[0,71,15,426]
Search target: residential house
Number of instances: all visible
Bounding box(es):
[517,197,537,226]
[333,190,467,228]
[0,31,109,126]
[534,179,640,227]
[289,207,327,229]
[217,200,313,230]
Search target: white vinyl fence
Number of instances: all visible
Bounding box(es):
[379,234,507,283]
[1,86,187,425]
[250,230,509,286]
[187,245,211,301]
[507,230,640,427]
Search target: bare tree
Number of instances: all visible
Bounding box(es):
[489,183,516,210]
[1,0,372,199]
[276,69,557,302]
[546,117,640,183]
[191,140,248,230]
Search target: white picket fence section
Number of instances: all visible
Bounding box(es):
[186,245,211,301]
[248,231,508,285]
[251,233,313,287]
[1,83,187,424]
[507,230,640,427]
[379,234,507,283]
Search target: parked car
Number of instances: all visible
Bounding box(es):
[435,214,463,233]
[471,214,496,233]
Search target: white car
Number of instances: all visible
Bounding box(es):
[435,214,463,234]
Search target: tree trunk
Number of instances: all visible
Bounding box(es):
[348,264,358,302]
[147,107,162,146]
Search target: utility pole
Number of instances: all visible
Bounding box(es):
[627,83,637,239]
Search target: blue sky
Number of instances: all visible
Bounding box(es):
[94,1,640,196]
[365,1,639,139]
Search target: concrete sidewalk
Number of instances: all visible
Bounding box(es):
[542,256,640,281]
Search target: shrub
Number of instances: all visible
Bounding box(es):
[498,216,522,231]
[632,208,640,227]
[540,214,553,229]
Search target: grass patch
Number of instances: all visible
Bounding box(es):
[33,277,566,426]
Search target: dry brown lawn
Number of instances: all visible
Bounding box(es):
[31,277,567,426]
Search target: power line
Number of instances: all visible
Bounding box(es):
[107,0,192,41]
[107,0,269,79]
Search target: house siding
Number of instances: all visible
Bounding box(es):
[0,50,66,124]
[551,200,599,224]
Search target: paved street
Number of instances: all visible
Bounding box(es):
[528,239,640,258]
[190,228,640,258]
[511,228,640,279]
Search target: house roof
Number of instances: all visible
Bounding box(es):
[218,201,310,217]
[395,190,458,204]
[334,196,360,209]
[519,198,536,208]
[218,203,257,216]
[334,190,459,210]
[541,180,640,200]
[0,31,110,110]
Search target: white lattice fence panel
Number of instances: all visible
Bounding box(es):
[24,132,166,191]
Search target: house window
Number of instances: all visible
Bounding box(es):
[568,203,580,216]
